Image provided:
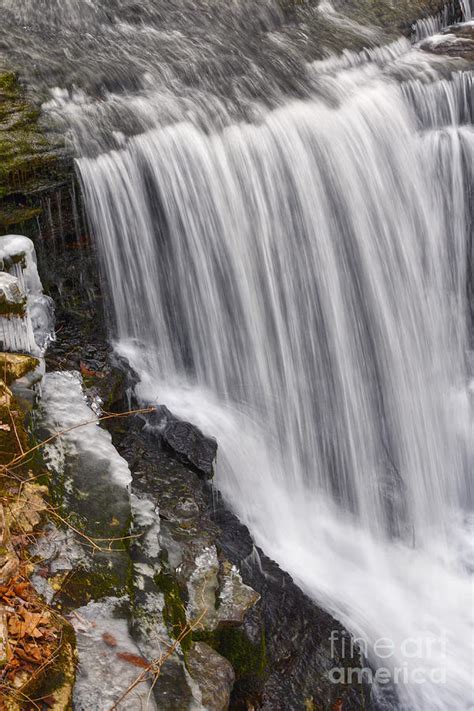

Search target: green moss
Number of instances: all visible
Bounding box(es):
[59,561,129,608]
[0,72,19,97]
[0,353,40,384]
[192,625,267,682]
[0,296,27,317]
[154,568,191,650]
[0,70,66,227]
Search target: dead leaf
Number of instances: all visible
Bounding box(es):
[102,632,118,647]
[116,652,150,669]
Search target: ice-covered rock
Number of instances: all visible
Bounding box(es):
[186,546,260,631]
[0,271,26,317]
[70,597,158,711]
[0,234,54,353]
[0,271,37,353]
[0,234,43,291]
[41,370,132,487]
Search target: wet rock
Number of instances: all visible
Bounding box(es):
[186,545,220,627]
[421,24,474,61]
[70,598,158,711]
[213,502,370,710]
[38,246,368,709]
[152,406,217,479]
[218,561,261,627]
[186,641,235,711]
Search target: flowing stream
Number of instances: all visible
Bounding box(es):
[2,1,473,708]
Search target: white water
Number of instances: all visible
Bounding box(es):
[78,49,474,708]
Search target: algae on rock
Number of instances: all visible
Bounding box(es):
[0,71,69,235]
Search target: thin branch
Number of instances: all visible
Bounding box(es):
[109,612,207,711]
[3,406,156,471]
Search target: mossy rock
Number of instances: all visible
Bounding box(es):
[192,624,267,683]
[0,352,40,384]
[0,71,67,230]
[58,560,130,610]
[154,567,191,650]
[185,641,235,711]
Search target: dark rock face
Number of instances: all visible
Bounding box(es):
[149,404,218,479]
[107,410,372,711]
[211,493,372,711]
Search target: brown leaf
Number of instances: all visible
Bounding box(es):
[13,582,29,597]
[102,632,118,647]
[116,652,150,669]
[16,647,42,664]
[80,361,105,379]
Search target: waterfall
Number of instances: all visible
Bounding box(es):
[78,58,473,709]
[412,0,472,43]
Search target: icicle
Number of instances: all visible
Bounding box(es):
[0,272,37,354]
[0,235,55,353]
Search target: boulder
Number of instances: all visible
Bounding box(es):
[150,406,217,479]
[217,561,261,627]
[186,641,235,711]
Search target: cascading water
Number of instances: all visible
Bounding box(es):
[412,0,472,42]
[1,0,472,708]
[79,62,473,711]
